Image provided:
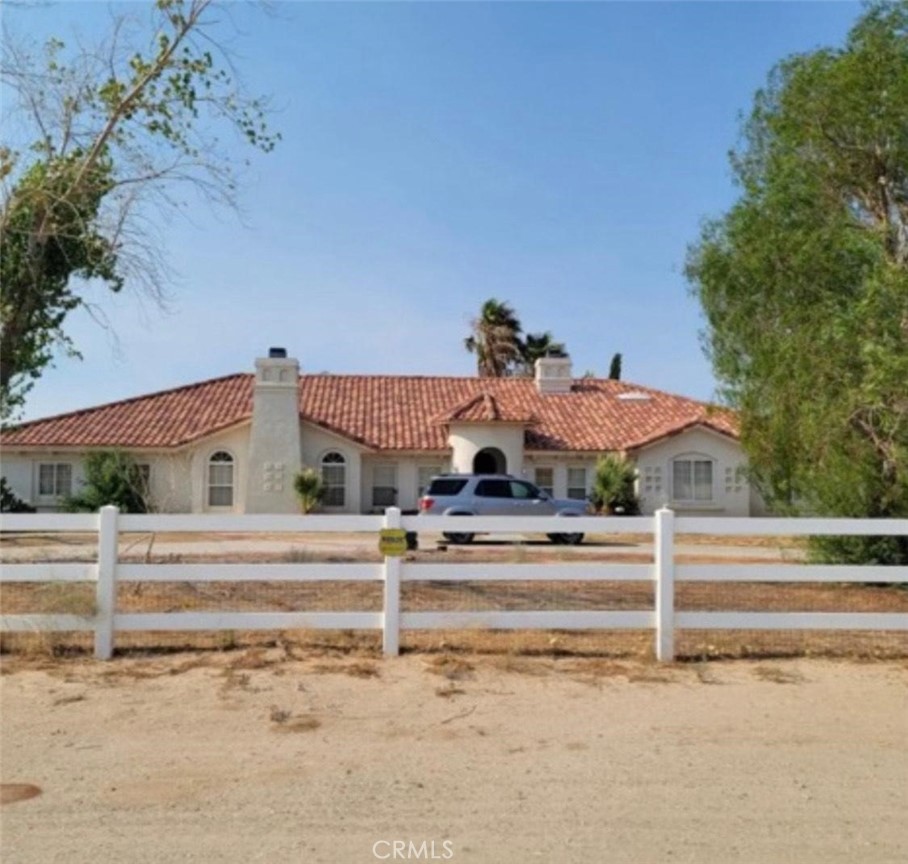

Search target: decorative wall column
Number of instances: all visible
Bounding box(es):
[245,349,302,513]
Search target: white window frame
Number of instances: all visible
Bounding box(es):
[321,451,346,508]
[371,463,397,509]
[566,466,587,501]
[37,463,73,499]
[207,451,235,509]
[534,466,554,497]
[671,454,716,505]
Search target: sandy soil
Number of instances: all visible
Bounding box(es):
[1,652,906,864]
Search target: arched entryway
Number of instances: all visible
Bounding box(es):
[473,447,506,475]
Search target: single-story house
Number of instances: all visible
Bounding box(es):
[0,350,764,516]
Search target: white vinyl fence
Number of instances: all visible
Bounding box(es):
[1,507,906,661]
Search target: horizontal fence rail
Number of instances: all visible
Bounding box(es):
[1,507,906,660]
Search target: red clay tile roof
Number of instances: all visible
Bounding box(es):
[0,374,253,449]
[0,374,738,452]
[432,392,537,425]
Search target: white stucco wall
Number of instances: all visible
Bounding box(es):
[300,423,363,514]
[1,457,37,505]
[140,452,193,513]
[3,422,755,518]
[0,425,252,515]
[448,424,525,477]
[523,456,597,502]
[633,428,751,516]
[154,422,368,515]
[181,425,251,513]
[360,456,450,512]
[0,453,87,511]
[245,356,302,514]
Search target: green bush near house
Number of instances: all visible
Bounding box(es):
[590,454,640,515]
[293,467,326,514]
[63,451,149,513]
[0,477,36,512]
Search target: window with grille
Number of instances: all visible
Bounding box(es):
[321,452,346,507]
[672,457,714,503]
[38,463,72,498]
[567,467,587,500]
[372,464,397,508]
[207,452,234,507]
[534,467,554,497]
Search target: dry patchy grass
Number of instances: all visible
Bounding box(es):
[2,530,906,664]
[753,665,806,685]
[269,706,321,733]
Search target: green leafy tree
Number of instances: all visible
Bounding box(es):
[293,467,326,514]
[608,353,622,380]
[686,2,908,563]
[0,0,279,418]
[63,451,150,513]
[590,453,640,515]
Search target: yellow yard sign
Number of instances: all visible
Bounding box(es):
[379,528,408,557]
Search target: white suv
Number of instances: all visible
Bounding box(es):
[418,474,589,545]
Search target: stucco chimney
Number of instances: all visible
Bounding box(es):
[534,356,573,394]
[245,349,302,513]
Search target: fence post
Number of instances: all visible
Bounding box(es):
[654,507,675,662]
[382,507,402,657]
[95,505,119,660]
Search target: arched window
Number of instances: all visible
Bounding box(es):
[208,451,235,507]
[321,451,346,507]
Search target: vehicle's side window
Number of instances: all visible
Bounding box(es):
[418,465,443,497]
[509,481,538,500]
[427,478,468,496]
[475,479,511,498]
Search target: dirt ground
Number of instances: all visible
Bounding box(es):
[1,651,906,864]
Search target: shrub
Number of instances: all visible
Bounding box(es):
[0,477,35,512]
[63,451,150,513]
[293,467,325,513]
[590,453,640,515]
[809,534,908,567]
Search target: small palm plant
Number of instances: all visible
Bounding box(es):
[293,467,325,514]
[590,453,640,515]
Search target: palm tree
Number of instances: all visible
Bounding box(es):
[464,298,524,377]
[590,453,640,515]
[518,331,567,376]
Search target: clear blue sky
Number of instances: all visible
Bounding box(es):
[6,1,861,422]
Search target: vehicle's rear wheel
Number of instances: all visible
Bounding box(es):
[443,532,475,545]
[560,532,584,545]
[547,533,566,545]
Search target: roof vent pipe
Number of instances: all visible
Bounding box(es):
[268,347,287,358]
